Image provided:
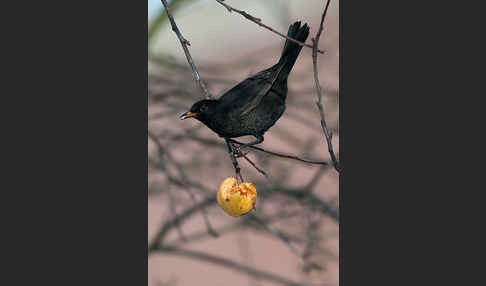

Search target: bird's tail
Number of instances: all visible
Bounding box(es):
[278,21,310,75]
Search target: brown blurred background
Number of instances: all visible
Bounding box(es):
[148,1,339,285]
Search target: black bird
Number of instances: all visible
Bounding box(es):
[180,21,310,154]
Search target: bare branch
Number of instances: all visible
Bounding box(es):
[214,0,325,54]
[166,184,187,242]
[249,213,302,257]
[236,232,263,286]
[166,212,300,247]
[163,148,218,237]
[149,131,218,238]
[241,153,269,179]
[271,188,339,222]
[155,246,317,286]
[311,0,341,173]
[149,196,216,252]
[160,0,212,99]
[229,139,330,166]
[305,165,328,190]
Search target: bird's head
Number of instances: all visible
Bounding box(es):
[180,99,219,122]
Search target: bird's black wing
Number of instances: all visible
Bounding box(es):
[218,21,309,117]
[218,63,285,116]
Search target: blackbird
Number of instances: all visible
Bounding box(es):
[180,21,310,155]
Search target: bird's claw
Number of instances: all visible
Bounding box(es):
[232,146,249,158]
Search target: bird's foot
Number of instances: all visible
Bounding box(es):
[232,146,250,158]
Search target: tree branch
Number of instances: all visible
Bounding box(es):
[149,130,218,236]
[154,246,316,286]
[229,139,330,166]
[241,153,269,179]
[149,196,216,252]
[160,0,212,99]
[249,213,302,257]
[214,0,324,54]
[311,0,341,173]
[166,184,187,242]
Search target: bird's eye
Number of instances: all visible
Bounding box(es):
[200,105,208,112]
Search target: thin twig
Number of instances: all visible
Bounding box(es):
[249,213,302,258]
[271,188,339,221]
[214,0,324,54]
[199,203,219,237]
[242,153,269,179]
[163,150,218,236]
[160,0,212,99]
[149,131,218,237]
[155,246,316,286]
[166,211,300,247]
[229,139,330,166]
[236,232,263,286]
[149,196,217,252]
[305,165,328,190]
[311,0,340,173]
[166,184,187,242]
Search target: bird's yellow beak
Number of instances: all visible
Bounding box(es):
[180,111,198,120]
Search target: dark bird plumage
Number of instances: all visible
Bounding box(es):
[181,21,310,151]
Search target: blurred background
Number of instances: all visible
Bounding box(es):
[148,1,339,285]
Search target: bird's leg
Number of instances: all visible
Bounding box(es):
[225,138,249,158]
[225,138,244,182]
[225,137,233,154]
[231,147,251,158]
[233,135,264,158]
